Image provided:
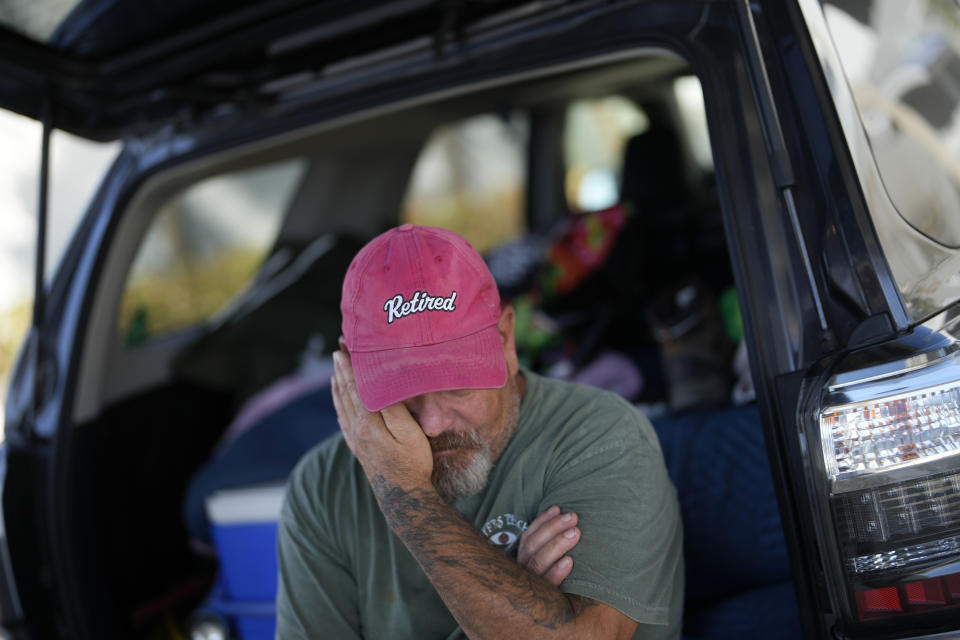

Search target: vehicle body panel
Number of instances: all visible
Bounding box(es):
[1,1,956,639]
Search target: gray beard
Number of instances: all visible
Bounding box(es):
[430,383,521,502]
[431,444,495,503]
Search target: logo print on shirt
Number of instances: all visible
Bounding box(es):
[480,513,528,556]
[383,290,457,324]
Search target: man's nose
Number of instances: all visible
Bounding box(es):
[405,394,454,437]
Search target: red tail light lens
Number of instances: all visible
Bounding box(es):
[855,586,901,617]
[904,579,945,606]
[854,574,960,621]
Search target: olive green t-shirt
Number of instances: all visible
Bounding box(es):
[276,371,683,639]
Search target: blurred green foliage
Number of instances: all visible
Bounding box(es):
[0,299,31,387]
[118,247,264,346]
[403,189,525,256]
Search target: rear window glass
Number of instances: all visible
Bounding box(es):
[674,75,714,172]
[400,112,528,254]
[563,96,648,212]
[118,158,306,346]
[823,0,960,247]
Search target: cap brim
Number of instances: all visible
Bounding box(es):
[351,324,508,411]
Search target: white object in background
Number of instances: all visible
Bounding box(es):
[731,340,756,405]
[205,484,286,525]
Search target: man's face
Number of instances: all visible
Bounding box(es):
[402,372,522,502]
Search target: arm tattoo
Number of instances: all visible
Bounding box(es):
[370,475,598,631]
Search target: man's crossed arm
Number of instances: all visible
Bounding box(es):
[331,349,639,640]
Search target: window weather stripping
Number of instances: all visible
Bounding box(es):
[30,99,51,421]
[735,0,828,334]
[266,0,435,57]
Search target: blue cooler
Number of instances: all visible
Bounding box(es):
[205,483,286,639]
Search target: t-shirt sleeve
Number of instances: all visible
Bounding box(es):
[538,409,683,629]
[275,449,362,640]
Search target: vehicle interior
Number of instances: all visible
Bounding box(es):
[62,50,800,638]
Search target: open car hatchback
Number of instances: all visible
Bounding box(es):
[4,1,960,639]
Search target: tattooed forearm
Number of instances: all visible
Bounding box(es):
[369,475,598,636]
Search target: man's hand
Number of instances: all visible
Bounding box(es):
[331,345,433,492]
[519,506,581,587]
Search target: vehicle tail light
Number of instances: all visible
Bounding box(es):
[808,342,960,633]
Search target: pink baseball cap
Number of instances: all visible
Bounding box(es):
[341,224,507,411]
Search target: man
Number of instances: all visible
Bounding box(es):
[276,224,683,639]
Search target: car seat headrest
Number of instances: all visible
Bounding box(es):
[620,127,687,208]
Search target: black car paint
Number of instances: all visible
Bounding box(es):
[0,1,936,638]
[0,0,537,142]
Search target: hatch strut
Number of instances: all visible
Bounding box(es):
[735,0,829,337]
[31,99,51,419]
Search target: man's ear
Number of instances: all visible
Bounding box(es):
[498,305,520,377]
